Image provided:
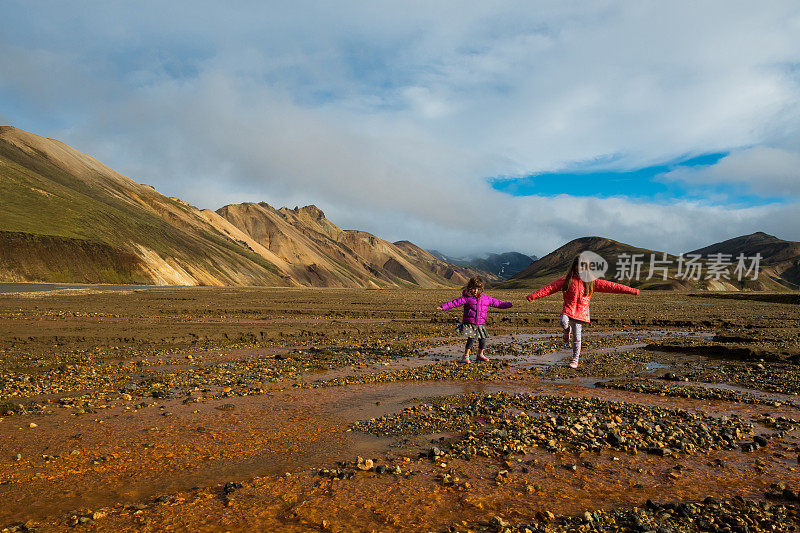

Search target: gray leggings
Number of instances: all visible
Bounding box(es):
[465,337,486,351]
[560,314,582,359]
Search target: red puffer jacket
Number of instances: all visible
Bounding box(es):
[526,276,638,323]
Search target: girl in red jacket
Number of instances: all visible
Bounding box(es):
[526,255,639,368]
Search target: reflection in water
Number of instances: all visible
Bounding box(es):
[0,282,163,294]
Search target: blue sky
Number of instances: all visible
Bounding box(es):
[489,152,790,206]
[1,2,800,256]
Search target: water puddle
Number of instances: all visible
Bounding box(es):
[677,379,798,403]
[0,282,164,294]
[416,330,711,371]
[642,361,670,372]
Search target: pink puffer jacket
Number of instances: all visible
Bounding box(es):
[526,276,638,323]
[441,292,512,325]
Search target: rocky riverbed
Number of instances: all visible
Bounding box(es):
[0,287,798,532]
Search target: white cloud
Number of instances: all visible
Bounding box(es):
[660,146,800,196]
[2,1,800,257]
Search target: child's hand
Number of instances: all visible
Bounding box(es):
[435,305,443,311]
[526,294,534,302]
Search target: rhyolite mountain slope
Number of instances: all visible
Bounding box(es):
[214,203,493,288]
[0,126,490,287]
[689,232,800,289]
[0,126,288,286]
[502,235,798,291]
[429,250,537,279]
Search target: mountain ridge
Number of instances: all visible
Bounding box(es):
[687,231,800,289]
[0,126,491,288]
[689,232,800,263]
[215,202,493,288]
[502,233,799,291]
[2,126,797,291]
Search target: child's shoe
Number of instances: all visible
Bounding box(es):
[462,353,471,364]
[569,356,579,368]
[476,353,489,362]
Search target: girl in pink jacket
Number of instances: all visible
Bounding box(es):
[526,255,638,368]
[439,277,512,364]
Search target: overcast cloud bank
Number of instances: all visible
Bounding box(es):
[2,1,800,256]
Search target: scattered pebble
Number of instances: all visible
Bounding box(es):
[354,392,753,458]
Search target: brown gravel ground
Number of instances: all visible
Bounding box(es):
[0,287,798,532]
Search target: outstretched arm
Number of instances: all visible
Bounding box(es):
[486,296,512,309]
[593,279,639,295]
[526,277,566,301]
[440,296,467,311]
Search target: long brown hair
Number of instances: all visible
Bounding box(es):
[463,276,484,296]
[563,255,594,297]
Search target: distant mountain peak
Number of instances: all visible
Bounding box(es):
[296,204,326,220]
[568,236,619,248]
[425,250,536,279]
[277,204,327,221]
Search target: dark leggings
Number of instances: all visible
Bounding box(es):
[465,337,486,351]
